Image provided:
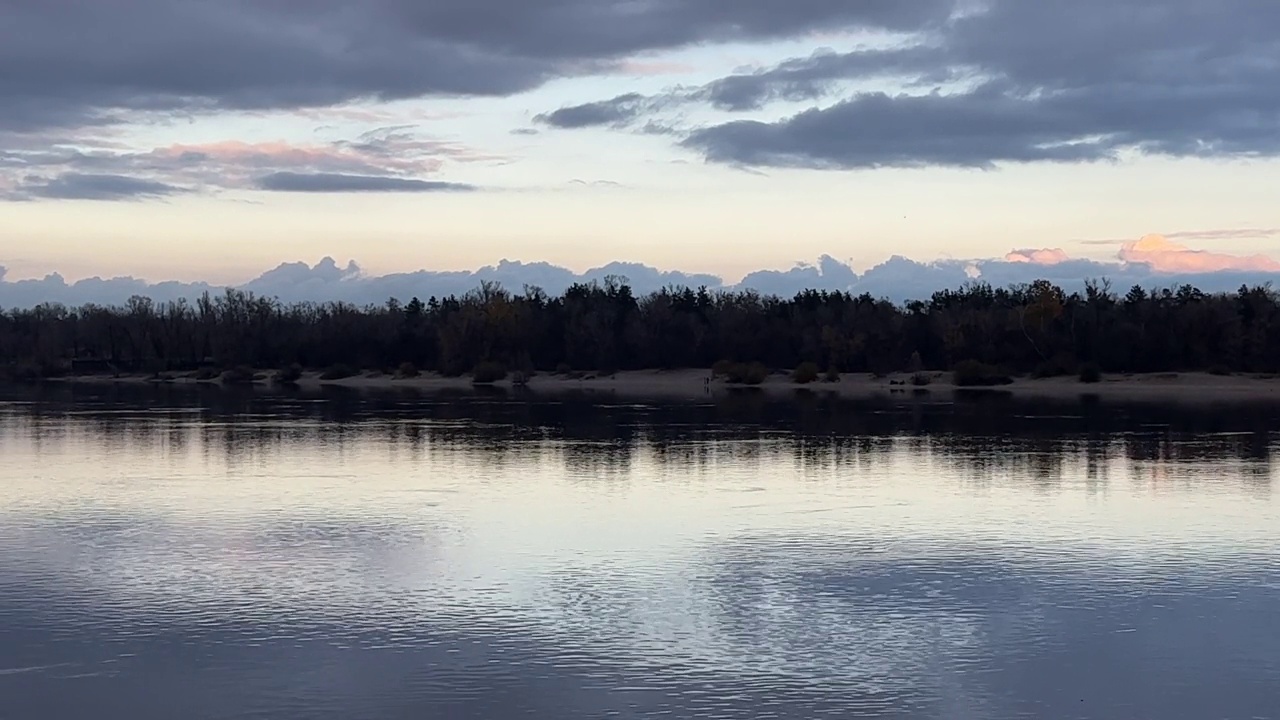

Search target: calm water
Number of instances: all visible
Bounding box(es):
[1,385,1278,719]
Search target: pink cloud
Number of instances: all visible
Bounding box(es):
[151,140,440,175]
[1078,227,1280,246]
[1004,248,1071,265]
[1164,228,1280,241]
[1119,234,1280,273]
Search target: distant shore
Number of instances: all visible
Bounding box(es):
[31,368,1280,403]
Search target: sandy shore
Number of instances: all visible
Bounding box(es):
[34,367,1280,403]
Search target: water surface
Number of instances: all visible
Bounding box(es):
[2,386,1278,719]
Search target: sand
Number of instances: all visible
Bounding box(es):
[34,367,1280,404]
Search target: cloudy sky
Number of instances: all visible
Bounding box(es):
[2,0,1278,294]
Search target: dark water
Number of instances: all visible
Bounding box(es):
[2,385,1278,719]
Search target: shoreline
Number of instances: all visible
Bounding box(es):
[27,368,1280,404]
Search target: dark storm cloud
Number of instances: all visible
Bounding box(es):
[683,82,1121,169]
[552,0,1280,169]
[0,0,952,133]
[14,173,186,201]
[255,172,477,193]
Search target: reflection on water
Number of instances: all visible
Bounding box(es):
[1,385,1278,719]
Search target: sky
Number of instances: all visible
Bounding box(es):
[2,0,1279,304]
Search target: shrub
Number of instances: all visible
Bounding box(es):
[555,362,573,375]
[725,361,768,385]
[1078,363,1102,384]
[39,359,70,379]
[397,362,420,379]
[824,365,842,383]
[472,361,507,384]
[952,360,1013,387]
[1032,356,1074,378]
[2,362,42,384]
[139,359,166,378]
[319,363,357,381]
[792,362,820,384]
[513,353,536,377]
[911,372,932,386]
[195,366,220,381]
[274,363,304,384]
[1208,365,1231,376]
[221,365,256,385]
[908,351,924,374]
[711,359,735,378]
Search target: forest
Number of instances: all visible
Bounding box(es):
[2,277,1279,383]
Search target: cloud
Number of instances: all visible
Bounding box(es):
[567,179,624,188]
[0,0,953,135]
[683,84,1125,169]
[1005,248,1070,265]
[535,94,652,129]
[1163,228,1280,242]
[255,172,477,193]
[2,129,483,201]
[555,0,1280,169]
[696,46,948,111]
[14,173,186,201]
[1120,234,1280,274]
[7,237,1280,310]
[616,60,697,77]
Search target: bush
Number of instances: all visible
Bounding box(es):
[472,361,507,384]
[2,362,42,384]
[724,361,769,385]
[143,359,166,378]
[824,365,842,383]
[38,359,70,379]
[1078,363,1102,384]
[397,362,420,379]
[274,363,304,384]
[792,362,820,384]
[221,365,256,385]
[319,363,357,381]
[711,359,735,378]
[555,362,573,375]
[513,353,536,376]
[1209,364,1231,376]
[1032,356,1074,378]
[195,366,220,381]
[911,372,932,386]
[952,360,1013,387]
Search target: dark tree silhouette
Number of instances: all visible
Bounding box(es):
[2,280,1278,381]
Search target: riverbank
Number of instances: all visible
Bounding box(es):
[33,368,1280,403]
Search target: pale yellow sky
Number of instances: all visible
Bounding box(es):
[3,154,1277,283]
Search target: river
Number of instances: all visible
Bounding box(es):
[2,385,1277,719]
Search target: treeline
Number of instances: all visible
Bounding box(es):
[2,278,1279,381]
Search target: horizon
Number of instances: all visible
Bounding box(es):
[4,232,1280,310]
